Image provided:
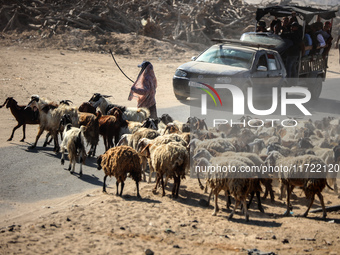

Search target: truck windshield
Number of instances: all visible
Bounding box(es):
[195,45,254,69]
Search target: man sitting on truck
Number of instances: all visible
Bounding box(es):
[288,11,298,26]
[256,20,267,32]
[313,22,326,55]
[280,17,290,34]
[270,16,281,34]
[303,25,313,56]
[321,21,333,58]
[280,22,302,79]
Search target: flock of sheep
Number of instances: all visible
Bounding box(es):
[1,93,340,222]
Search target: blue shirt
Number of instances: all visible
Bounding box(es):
[304,33,312,55]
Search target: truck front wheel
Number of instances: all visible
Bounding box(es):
[175,94,187,101]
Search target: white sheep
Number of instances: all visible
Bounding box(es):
[266,142,292,156]
[329,118,340,136]
[26,95,79,152]
[153,133,188,146]
[208,152,264,211]
[248,138,266,155]
[118,120,144,140]
[139,141,189,198]
[125,128,160,149]
[197,157,255,222]
[226,171,256,222]
[221,150,274,203]
[314,147,339,193]
[137,133,189,183]
[189,137,236,157]
[60,124,87,176]
[191,128,226,141]
[193,148,274,204]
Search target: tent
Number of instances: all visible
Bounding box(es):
[256,5,337,24]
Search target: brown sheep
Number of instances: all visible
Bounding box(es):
[97,146,142,198]
[78,102,97,115]
[98,107,127,151]
[163,122,181,135]
[78,111,101,157]
[117,128,161,182]
[265,151,330,218]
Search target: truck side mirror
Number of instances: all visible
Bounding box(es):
[191,56,197,61]
[257,65,267,72]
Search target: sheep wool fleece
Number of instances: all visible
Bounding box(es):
[100,146,142,183]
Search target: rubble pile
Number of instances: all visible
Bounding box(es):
[0,0,259,49]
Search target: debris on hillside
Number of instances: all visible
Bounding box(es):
[0,0,258,47]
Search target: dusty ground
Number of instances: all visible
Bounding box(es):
[0,30,340,255]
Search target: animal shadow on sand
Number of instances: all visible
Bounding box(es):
[157,182,207,208]
[82,155,100,168]
[20,143,56,154]
[102,187,161,204]
[160,182,282,226]
[73,172,103,186]
[121,194,161,204]
[57,160,104,187]
[226,216,282,227]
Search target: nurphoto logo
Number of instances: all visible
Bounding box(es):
[200,84,311,116]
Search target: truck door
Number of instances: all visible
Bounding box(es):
[251,51,282,98]
[266,52,283,86]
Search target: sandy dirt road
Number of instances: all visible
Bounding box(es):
[0,45,340,255]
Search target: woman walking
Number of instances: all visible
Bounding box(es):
[128,61,158,118]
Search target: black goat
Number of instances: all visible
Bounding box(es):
[88,93,126,115]
[0,97,39,141]
[141,117,160,130]
[159,113,174,125]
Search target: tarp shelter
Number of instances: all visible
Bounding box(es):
[256,5,337,24]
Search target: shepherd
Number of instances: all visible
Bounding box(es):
[128,61,158,118]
